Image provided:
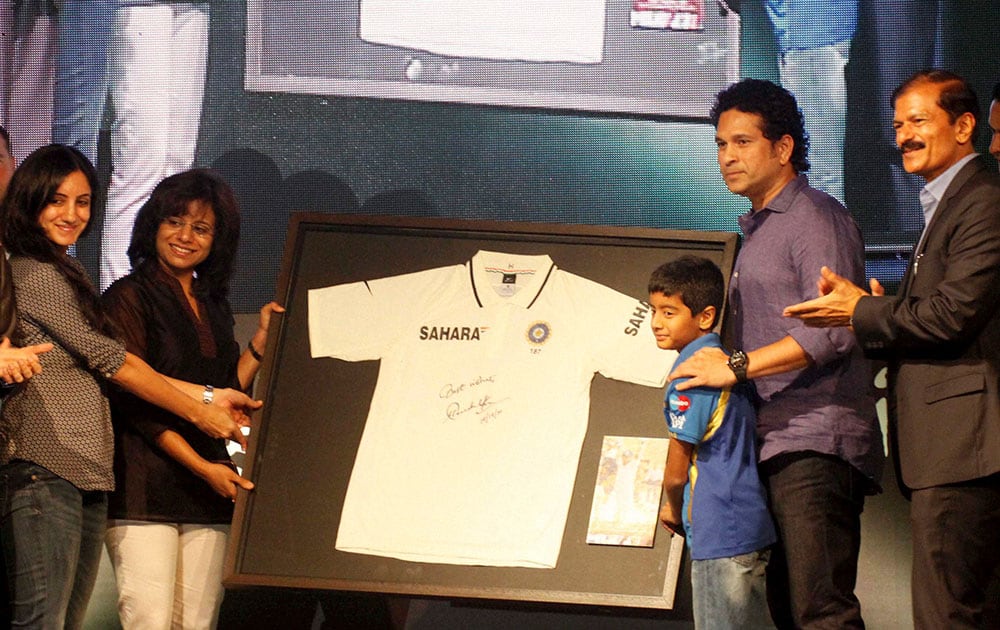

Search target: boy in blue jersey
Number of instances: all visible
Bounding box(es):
[649,256,775,629]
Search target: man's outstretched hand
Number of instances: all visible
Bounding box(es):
[783,266,871,328]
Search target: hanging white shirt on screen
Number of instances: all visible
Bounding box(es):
[358,0,607,63]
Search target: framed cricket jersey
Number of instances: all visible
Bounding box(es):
[226,213,737,610]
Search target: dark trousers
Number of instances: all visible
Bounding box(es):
[761,452,868,629]
[910,475,1000,630]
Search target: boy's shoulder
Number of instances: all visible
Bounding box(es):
[664,378,721,439]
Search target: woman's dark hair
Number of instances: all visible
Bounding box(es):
[0,144,112,334]
[127,168,241,299]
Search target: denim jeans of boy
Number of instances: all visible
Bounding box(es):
[0,461,107,630]
[691,549,774,629]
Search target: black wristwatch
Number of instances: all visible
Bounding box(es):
[728,349,749,383]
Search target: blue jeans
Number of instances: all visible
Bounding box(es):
[778,41,850,205]
[692,549,774,629]
[52,0,116,164]
[0,461,107,630]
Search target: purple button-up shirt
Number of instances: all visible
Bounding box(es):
[730,175,884,482]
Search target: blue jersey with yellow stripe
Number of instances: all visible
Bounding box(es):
[665,333,776,560]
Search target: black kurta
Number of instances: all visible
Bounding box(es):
[103,262,240,523]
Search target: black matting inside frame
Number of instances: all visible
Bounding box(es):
[225,214,738,610]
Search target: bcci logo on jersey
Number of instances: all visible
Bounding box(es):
[667,393,690,429]
[526,321,551,345]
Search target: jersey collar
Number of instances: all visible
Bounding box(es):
[469,250,555,308]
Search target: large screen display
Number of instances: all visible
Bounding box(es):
[2,1,998,313]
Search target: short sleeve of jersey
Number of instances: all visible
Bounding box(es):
[309,280,383,361]
[564,272,674,387]
[664,378,718,445]
[308,265,463,361]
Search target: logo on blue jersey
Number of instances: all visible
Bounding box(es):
[667,393,690,430]
[526,321,551,345]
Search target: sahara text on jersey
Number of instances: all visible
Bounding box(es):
[419,325,484,340]
[624,301,652,336]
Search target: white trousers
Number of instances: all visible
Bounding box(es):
[102,2,209,290]
[105,520,229,630]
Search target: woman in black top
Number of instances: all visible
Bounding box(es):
[0,147,257,629]
[102,169,281,629]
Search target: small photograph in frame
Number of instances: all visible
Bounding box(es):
[586,435,669,547]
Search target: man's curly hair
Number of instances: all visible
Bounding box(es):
[709,79,810,174]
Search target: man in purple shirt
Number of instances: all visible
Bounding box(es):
[670,79,884,629]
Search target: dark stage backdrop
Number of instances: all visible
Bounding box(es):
[188,1,1000,314]
[3,1,997,627]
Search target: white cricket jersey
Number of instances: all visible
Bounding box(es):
[358,0,607,64]
[308,251,674,568]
